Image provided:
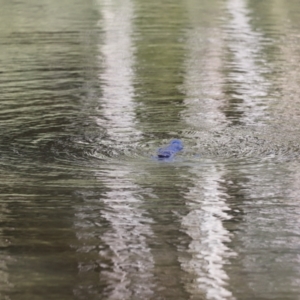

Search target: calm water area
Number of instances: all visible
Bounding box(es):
[1,0,300,299]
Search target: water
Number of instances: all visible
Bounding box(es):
[1,0,300,299]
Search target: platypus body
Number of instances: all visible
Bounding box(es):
[156,139,183,160]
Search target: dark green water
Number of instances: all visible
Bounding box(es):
[1,0,300,299]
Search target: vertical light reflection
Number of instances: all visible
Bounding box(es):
[95,0,141,142]
[75,0,155,298]
[181,5,235,297]
[182,23,227,131]
[226,0,270,125]
[180,164,236,300]
[96,165,155,299]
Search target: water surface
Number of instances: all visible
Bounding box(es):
[1,0,300,299]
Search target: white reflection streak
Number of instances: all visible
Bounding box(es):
[227,0,269,124]
[100,167,155,299]
[96,0,140,141]
[183,27,227,130]
[95,0,154,298]
[180,165,236,300]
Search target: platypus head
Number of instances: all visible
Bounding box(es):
[170,139,183,151]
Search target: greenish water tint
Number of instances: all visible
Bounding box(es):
[1,0,300,299]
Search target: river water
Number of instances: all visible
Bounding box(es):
[1,0,300,299]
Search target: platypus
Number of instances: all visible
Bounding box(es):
[156,139,183,160]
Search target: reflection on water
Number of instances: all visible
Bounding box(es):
[95,0,141,143]
[224,0,271,125]
[182,0,228,131]
[74,0,155,297]
[2,0,300,299]
[180,163,236,300]
[178,162,235,300]
[97,165,155,299]
[74,162,155,299]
